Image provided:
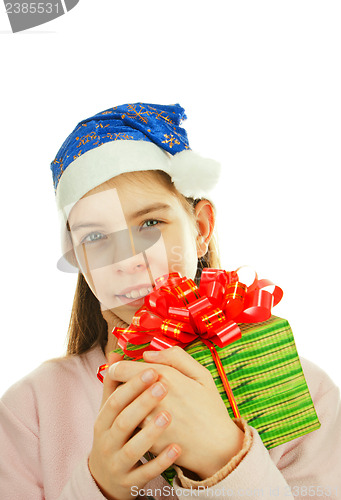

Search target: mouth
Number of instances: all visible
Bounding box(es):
[115,285,153,306]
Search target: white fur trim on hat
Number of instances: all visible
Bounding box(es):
[55,140,171,214]
[55,140,221,219]
[169,149,221,198]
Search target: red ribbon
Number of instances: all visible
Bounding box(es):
[97,268,282,418]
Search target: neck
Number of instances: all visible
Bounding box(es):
[102,309,129,360]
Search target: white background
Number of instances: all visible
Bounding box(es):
[0,0,340,397]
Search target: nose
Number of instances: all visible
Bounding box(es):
[114,251,148,275]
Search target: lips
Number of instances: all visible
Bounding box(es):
[115,284,153,303]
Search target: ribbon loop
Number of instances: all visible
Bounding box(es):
[100,268,283,420]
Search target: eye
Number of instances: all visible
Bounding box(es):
[81,232,106,244]
[140,219,162,230]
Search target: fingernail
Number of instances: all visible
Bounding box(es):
[167,446,179,459]
[151,382,166,397]
[155,412,169,427]
[108,361,120,379]
[140,369,156,383]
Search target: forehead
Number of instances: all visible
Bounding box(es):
[67,171,182,227]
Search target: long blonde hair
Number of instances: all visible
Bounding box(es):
[65,170,221,355]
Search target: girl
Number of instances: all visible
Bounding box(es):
[0,102,340,500]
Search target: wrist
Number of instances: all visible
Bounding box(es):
[194,422,245,479]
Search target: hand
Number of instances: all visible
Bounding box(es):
[109,347,245,480]
[88,353,182,500]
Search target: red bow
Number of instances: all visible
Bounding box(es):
[98,268,282,418]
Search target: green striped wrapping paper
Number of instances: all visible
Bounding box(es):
[112,315,321,485]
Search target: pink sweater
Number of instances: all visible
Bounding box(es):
[0,346,340,500]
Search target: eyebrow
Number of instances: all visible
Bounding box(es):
[70,203,172,232]
[130,203,172,219]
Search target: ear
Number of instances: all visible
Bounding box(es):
[194,200,215,259]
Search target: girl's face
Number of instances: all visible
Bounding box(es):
[67,172,212,325]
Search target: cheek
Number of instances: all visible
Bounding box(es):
[83,269,122,311]
[167,235,198,277]
[143,235,169,280]
[142,228,198,280]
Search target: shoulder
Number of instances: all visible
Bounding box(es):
[299,356,340,403]
[1,346,106,434]
[297,356,341,449]
[3,346,104,395]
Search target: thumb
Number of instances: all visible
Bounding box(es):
[143,346,207,382]
[100,352,124,409]
[107,350,124,366]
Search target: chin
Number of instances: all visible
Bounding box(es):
[108,301,142,325]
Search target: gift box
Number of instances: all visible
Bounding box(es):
[98,269,321,486]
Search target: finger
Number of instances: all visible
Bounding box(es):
[128,440,181,487]
[111,380,168,449]
[108,359,153,383]
[96,368,160,432]
[143,346,209,382]
[119,410,173,471]
[109,348,211,385]
[100,353,125,410]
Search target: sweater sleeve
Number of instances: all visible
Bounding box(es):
[172,360,341,499]
[57,457,109,500]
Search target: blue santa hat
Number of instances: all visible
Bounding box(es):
[50,102,221,214]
